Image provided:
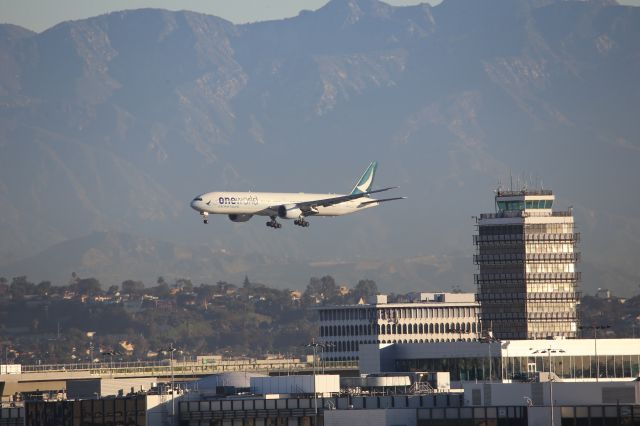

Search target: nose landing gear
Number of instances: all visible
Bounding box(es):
[201,212,209,224]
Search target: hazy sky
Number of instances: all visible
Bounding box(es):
[6,0,637,33]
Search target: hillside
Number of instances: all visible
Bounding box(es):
[1,0,639,294]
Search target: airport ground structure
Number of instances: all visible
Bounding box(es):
[4,188,638,425]
[475,189,580,340]
[316,293,481,361]
[0,356,357,402]
[13,368,640,426]
[361,339,640,384]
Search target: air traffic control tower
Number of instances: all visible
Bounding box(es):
[474,189,580,340]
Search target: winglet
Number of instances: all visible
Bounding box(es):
[350,161,377,195]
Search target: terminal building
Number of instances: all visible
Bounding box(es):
[474,188,580,340]
[360,338,640,383]
[316,293,480,361]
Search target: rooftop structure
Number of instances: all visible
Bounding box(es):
[474,188,580,339]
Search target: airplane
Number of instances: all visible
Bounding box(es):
[190,161,404,229]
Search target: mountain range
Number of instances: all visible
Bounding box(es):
[1,0,639,294]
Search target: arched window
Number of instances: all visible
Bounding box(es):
[403,324,408,334]
[413,324,418,334]
[472,323,477,333]
[387,324,391,334]
[429,324,434,334]
[419,324,424,334]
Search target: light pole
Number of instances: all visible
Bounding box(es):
[482,334,499,382]
[579,325,610,382]
[531,347,565,426]
[305,339,326,426]
[101,350,116,378]
[161,344,177,426]
[86,332,96,365]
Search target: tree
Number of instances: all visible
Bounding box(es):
[75,278,102,296]
[303,275,338,303]
[0,277,9,297]
[352,279,378,301]
[107,285,120,295]
[10,276,35,299]
[175,278,193,292]
[36,281,52,296]
[151,282,170,298]
[121,280,145,295]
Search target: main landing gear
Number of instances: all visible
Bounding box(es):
[266,217,282,229]
[294,218,310,227]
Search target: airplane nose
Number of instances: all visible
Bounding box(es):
[190,198,203,210]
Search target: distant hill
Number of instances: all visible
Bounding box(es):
[0,231,472,293]
[1,0,639,294]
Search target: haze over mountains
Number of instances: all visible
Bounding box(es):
[1,0,639,294]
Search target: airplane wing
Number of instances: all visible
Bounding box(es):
[357,196,406,208]
[273,187,398,215]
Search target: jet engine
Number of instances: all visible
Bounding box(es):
[278,205,303,219]
[228,214,253,222]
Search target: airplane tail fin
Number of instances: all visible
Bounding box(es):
[350,161,377,195]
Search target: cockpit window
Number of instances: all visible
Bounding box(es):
[194,197,203,201]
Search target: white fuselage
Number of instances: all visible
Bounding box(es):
[190,191,377,218]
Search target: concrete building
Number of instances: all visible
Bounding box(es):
[360,338,640,384]
[317,293,480,361]
[474,189,580,339]
[66,378,157,399]
[464,381,640,426]
[21,367,640,426]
